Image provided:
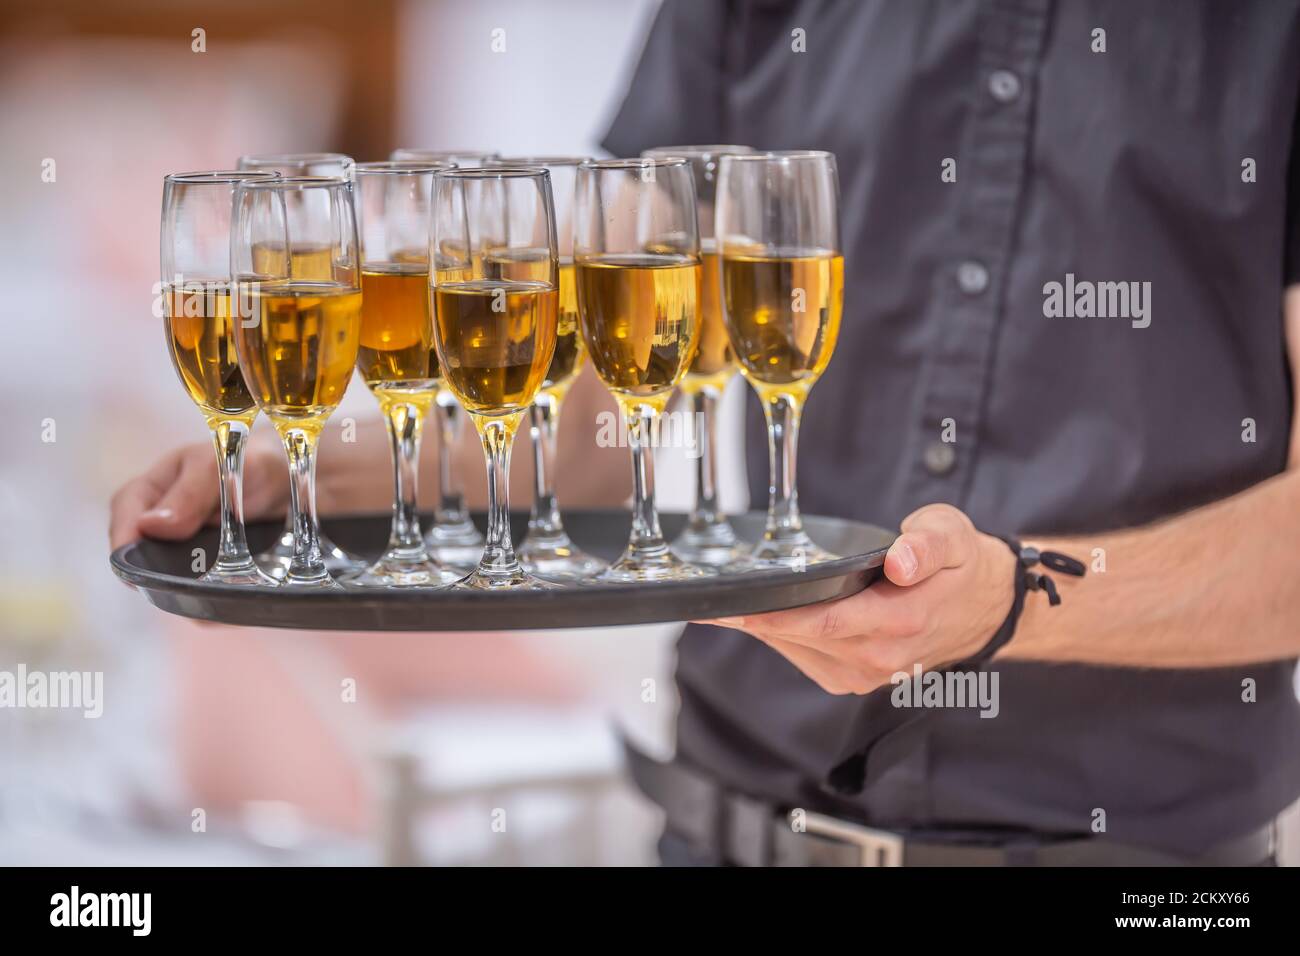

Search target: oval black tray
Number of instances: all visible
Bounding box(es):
[110,510,894,631]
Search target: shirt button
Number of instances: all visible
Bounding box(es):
[923,441,956,476]
[988,69,1021,103]
[957,261,989,295]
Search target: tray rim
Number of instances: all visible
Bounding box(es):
[109,510,894,629]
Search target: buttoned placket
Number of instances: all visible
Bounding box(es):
[839,0,1055,822]
[902,0,1052,511]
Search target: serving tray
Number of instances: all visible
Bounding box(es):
[110,510,894,631]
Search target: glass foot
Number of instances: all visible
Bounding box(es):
[600,549,717,583]
[715,554,759,575]
[424,519,485,569]
[345,551,461,588]
[749,535,838,571]
[427,544,485,570]
[671,519,753,569]
[199,561,280,587]
[454,566,561,591]
[259,526,367,580]
[280,568,345,590]
[321,534,368,576]
[519,532,607,582]
[256,526,295,574]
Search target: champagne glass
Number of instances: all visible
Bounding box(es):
[237,151,356,179]
[491,157,606,581]
[392,148,500,167]
[429,167,560,590]
[391,152,493,565]
[231,176,363,589]
[236,151,366,578]
[574,158,709,581]
[160,169,280,586]
[643,146,754,567]
[716,151,844,568]
[348,161,461,587]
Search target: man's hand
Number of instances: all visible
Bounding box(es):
[108,442,285,550]
[702,504,1017,695]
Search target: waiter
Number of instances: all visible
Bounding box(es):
[112,0,1300,866]
[600,0,1300,866]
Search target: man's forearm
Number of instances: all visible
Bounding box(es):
[1009,286,1300,669]
[1007,467,1300,668]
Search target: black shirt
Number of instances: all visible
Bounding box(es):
[603,0,1300,853]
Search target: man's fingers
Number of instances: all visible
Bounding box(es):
[109,442,285,556]
[885,529,952,585]
[710,584,920,648]
[718,595,851,645]
[747,631,880,695]
[109,480,163,550]
[109,449,187,549]
[886,504,973,586]
[136,449,219,541]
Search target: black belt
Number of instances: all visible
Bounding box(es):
[623,740,1277,867]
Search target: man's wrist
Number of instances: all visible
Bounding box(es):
[963,532,1023,664]
[992,537,1075,661]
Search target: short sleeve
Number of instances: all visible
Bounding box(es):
[600,0,729,157]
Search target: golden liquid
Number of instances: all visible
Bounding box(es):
[722,249,843,400]
[544,260,586,397]
[575,253,701,411]
[458,248,583,397]
[164,285,257,422]
[680,248,734,394]
[357,265,439,398]
[234,282,362,429]
[251,242,336,281]
[432,280,557,416]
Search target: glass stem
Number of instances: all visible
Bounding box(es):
[625,402,669,559]
[477,415,520,575]
[281,426,328,582]
[435,390,470,525]
[527,392,564,538]
[209,417,256,569]
[761,391,808,546]
[383,399,427,554]
[685,387,721,530]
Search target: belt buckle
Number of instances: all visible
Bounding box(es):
[801,812,904,866]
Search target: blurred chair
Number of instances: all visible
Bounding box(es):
[377,705,626,866]
[174,623,654,865]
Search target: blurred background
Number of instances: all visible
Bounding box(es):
[0,0,756,865]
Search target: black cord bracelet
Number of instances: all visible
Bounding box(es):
[957,536,1087,667]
